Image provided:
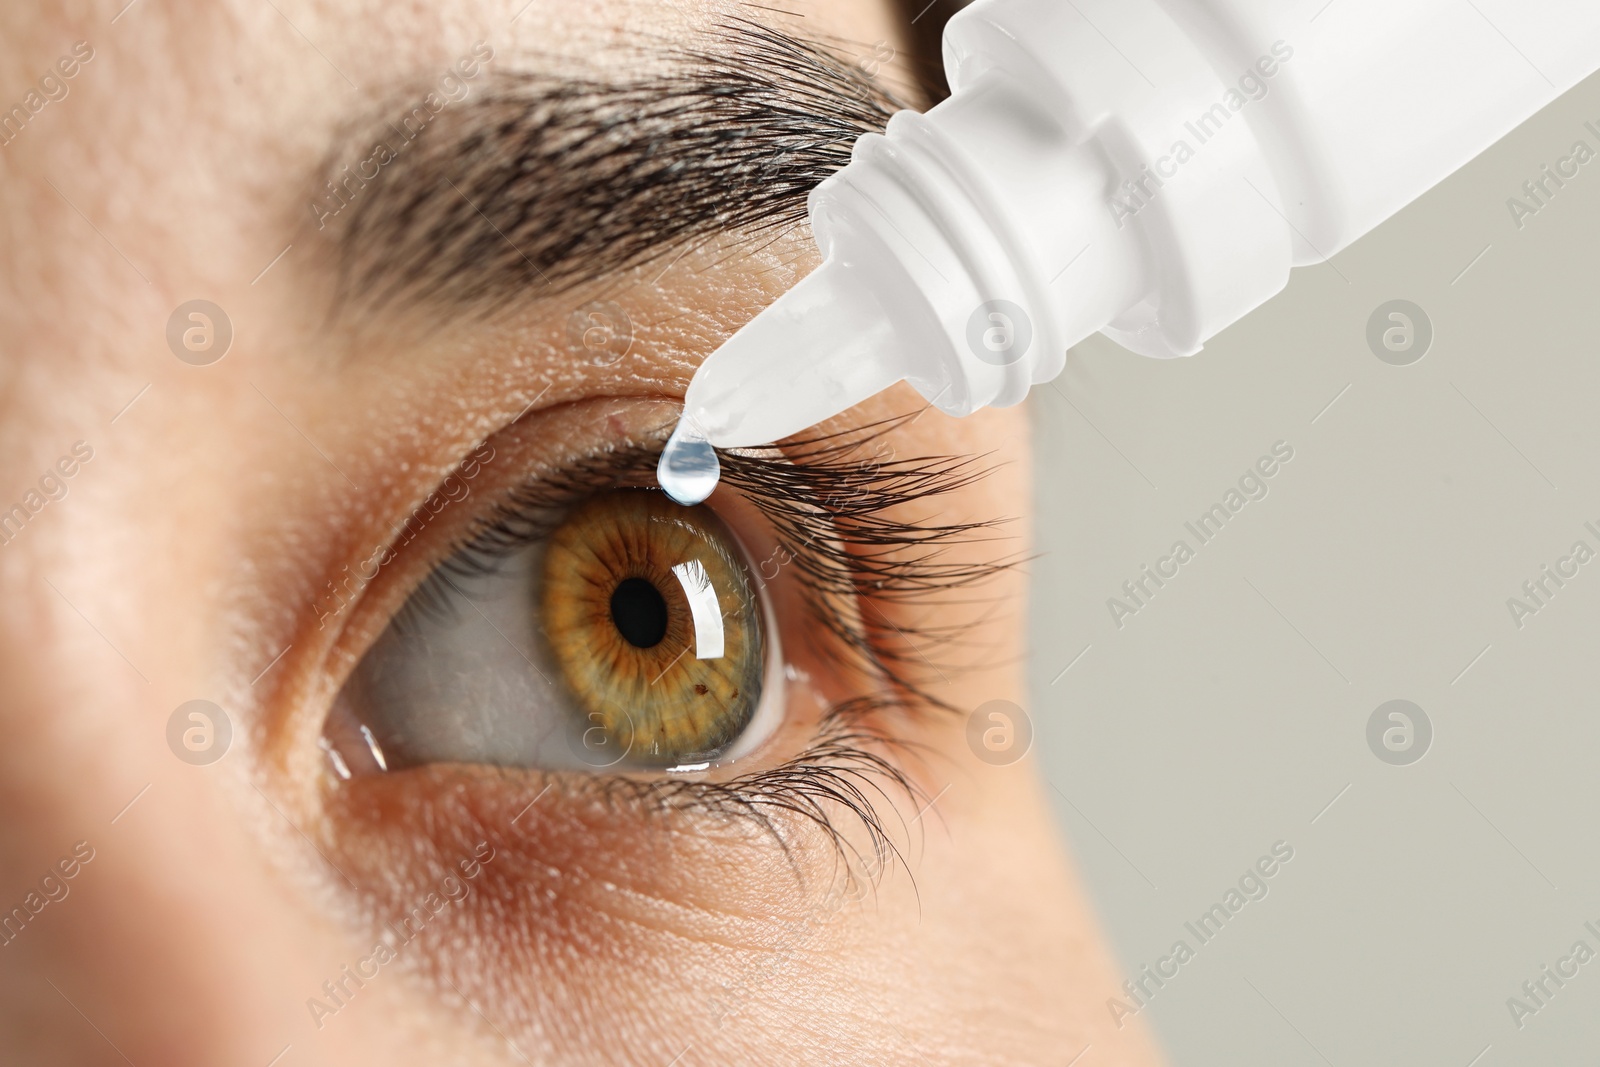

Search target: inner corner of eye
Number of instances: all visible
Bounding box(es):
[321,487,785,782]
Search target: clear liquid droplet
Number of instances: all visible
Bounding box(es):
[657,420,720,505]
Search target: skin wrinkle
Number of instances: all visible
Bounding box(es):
[327,763,857,1060]
[0,1,1165,1065]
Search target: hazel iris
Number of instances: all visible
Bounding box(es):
[541,491,765,766]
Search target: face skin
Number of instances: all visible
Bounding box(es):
[0,2,1163,1065]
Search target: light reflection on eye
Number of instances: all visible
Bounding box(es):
[670,559,725,659]
[324,490,781,776]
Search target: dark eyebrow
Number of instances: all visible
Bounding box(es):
[312,20,905,320]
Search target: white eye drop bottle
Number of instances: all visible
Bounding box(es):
[659,0,1600,502]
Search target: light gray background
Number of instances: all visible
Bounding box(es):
[1028,63,1600,1067]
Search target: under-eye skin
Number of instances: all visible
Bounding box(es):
[319,408,1014,860]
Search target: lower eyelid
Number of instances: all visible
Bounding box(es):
[308,700,935,1067]
[315,622,929,990]
[321,763,865,970]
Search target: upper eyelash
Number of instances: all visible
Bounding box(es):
[719,417,1026,696]
[394,412,1017,875]
[438,412,1018,691]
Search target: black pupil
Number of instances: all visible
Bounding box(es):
[610,577,669,649]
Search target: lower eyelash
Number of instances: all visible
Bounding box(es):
[604,696,934,885]
[403,410,1013,871]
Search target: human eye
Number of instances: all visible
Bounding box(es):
[325,480,782,776]
[313,398,1002,848]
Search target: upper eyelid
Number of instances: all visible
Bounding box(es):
[311,420,681,675]
[398,447,770,632]
[298,441,504,661]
